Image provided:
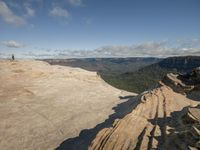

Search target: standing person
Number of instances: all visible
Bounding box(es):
[12,54,15,61]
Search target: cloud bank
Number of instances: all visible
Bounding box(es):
[52,40,200,58]
[1,40,25,48]
[0,40,199,59]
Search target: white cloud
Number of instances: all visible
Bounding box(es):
[49,6,70,18]
[68,0,83,6]
[0,1,26,26]
[25,5,35,17]
[1,40,25,48]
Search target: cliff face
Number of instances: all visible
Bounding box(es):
[158,56,200,72]
[89,67,200,150]
[0,60,136,150]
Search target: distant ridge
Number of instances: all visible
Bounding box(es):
[42,57,161,74]
[101,56,200,93]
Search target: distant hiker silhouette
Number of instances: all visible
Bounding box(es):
[12,54,15,61]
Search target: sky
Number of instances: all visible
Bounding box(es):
[0,0,200,58]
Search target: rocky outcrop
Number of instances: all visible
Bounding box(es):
[162,67,200,94]
[89,67,200,150]
[162,73,195,94]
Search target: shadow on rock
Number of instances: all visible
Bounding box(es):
[148,106,198,149]
[56,95,139,150]
[187,90,200,101]
[119,95,136,100]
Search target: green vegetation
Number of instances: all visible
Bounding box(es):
[101,56,200,93]
[101,64,177,93]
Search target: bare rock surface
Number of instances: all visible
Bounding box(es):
[89,68,200,150]
[0,60,136,150]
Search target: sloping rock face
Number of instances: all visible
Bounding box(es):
[89,67,200,150]
[0,60,136,150]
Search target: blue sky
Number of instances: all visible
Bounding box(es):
[0,0,200,58]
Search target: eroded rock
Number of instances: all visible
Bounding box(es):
[89,68,200,150]
[162,67,200,94]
